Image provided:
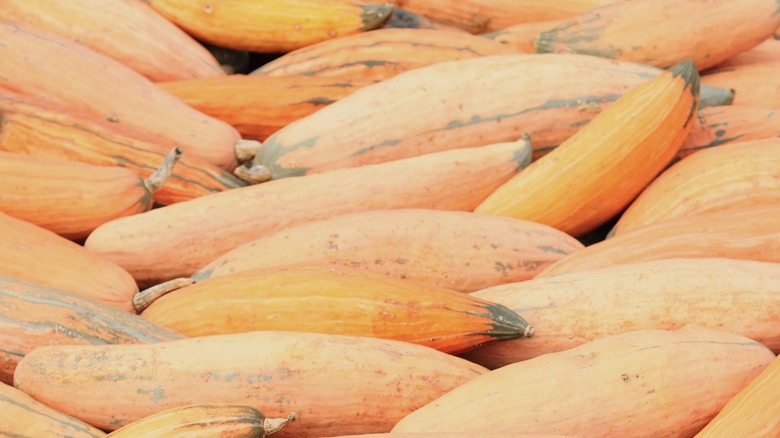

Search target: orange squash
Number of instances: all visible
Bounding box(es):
[537,206,780,278]
[535,0,780,70]
[0,91,245,205]
[194,209,583,292]
[245,54,714,180]
[13,331,488,435]
[0,149,179,241]
[0,213,138,312]
[0,382,106,438]
[0,0,223,82]
[610,137,780,237]
[105,405,294,438]
[392,328,775,437]
[714,34,780,69]
[474,60,699,237]
[140,265,533,354]
[251,27,513,81]
[380,0,619,33]
[158,74,370,142]
[677,105,780,161]
[148,0,394,53]
[0,21,246,170]
[0,276,183,385]
[84,137,532,287]
[481,19,568,54]
[701,62,780,107]
[467,258,780,368]
[695,354,780,437]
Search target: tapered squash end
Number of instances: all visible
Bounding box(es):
[263,412,296,437]
[360,4,395,30]
[669,59,700,95]
[479,303,535,341]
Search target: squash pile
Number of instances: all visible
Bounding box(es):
[2,1,780,437]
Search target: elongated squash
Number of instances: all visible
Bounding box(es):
[695,354,780,437]
[140,265,533,353]
[677,105,780,161]
[0,21,246,170]
[537,206,780,278]
[85,137,532,287]
[610,137,780,237]
[535,0,780,70]
[0,91,245,205]
[0,382,106,438]
[379,0,619,33]
[393,328,775,436]
[475,60,698,237]
[193,209,583,292]
[701,62,780,107]
[0,0,223,82]
[245,54,711,180]
[13,331,487,435]
[251,28,513,81]
[0,149,179,241]
[466,258,780,368]
[148,0,394,53]
[481,19,568,54]
[105,405,294,438]
[714,35,780,69]
[158,75,370,142]
[0,213,137,311]
[0,276,183,385]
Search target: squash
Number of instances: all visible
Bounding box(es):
[140,265,533,353]
[0,91,246,205]
[84,137,532,287]
[535,0,780,70]
[701,62,780,107]
[0,212,137,312]
[466,258,780,368]
[105,405,294,438]
[0,275,183,385]
[677,105,780,161]
[714,34,780,69]
[158,74,371,142]
[193,209,583,292]
[392,328,775,437]
[0,21,247,170]
[243,54,719,181]
[0,0,223,82]
[251,27,513,81]
[0,382,105,438]
[537,206,780,278]
[610,137,780,237]
[695,354,780,437]
[13,331,487,435]
[148,0,394,53]
[474,60,699,237]
[0,148,179,241]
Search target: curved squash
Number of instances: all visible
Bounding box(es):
[85,137,532,287]
[474,60,699,237]
[0,21,244,170]
[0,149,179,241]
[105,405,293,438]
[610,137,780,237]
[0,212,138,312]
[535,0,780,70]
[251,27,513,80]
[0,382,105,438]
[14,331,487,435]
[0,0,223,82]
[194,208,582,292]
[0,276,183,385]
[148,0,394,53]
[537,206,780,278]
[0,91,245,205]
[467,258,780,368]
[140,265,533,353]
[392,328,775,437]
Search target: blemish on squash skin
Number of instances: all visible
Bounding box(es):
[136,386,166,403]
[494,261,513,276]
